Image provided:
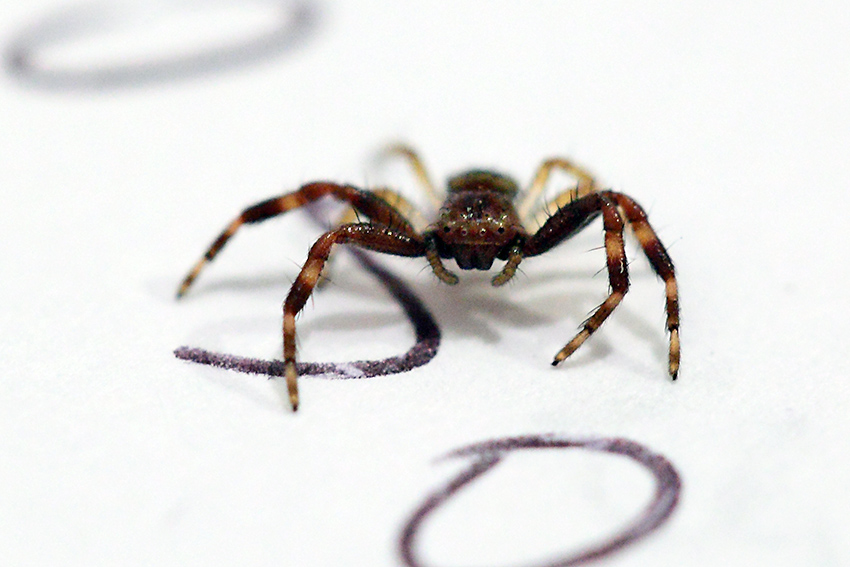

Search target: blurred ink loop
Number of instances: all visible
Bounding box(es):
[400,435,681,567]
[4,0,320,90]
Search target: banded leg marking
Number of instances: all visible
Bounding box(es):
[553,195,629,365]
[607,191,680,378]
[282,224,426,410]
[176,182,416,298]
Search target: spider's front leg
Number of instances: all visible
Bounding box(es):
[283,224,426,410]
[526,193,630,367]
[606,192,680,377]
[524,190,679,378]
[176,182,416,298]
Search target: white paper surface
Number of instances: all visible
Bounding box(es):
[2,1,849,565]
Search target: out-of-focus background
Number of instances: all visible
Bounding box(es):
[2,1,848,565]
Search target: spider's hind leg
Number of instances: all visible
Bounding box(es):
[377,144,442,208]
[518,157,599,224]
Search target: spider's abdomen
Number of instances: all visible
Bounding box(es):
[447,170,519,197]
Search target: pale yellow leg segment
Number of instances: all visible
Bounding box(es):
[176,218,242,298]
[553,291,625,365]
[518,157,598,222]
[666,279,680,379]
[283,311,299,410]
[378,143,442,208]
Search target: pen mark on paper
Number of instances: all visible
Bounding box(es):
[175,249,441,380]
[4,0,319,90]
[400,435,681,567]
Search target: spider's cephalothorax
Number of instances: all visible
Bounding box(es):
[427,170,526,273]
[177,146,680,410]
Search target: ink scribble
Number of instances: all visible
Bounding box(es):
[175,249,441,380]
[400,435,681,567]
[4,0,319,90]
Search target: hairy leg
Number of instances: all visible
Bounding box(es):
[548,195,630,366]
[378,143,442,208]
[518,157,598,223]
[605,191,680,378]
[176,182,416,297]
[282,224,426,410]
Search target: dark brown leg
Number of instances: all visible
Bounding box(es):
[545,195,630,366]
[176,182,416,297]
[605,191,680,378]
[283,224,426,410]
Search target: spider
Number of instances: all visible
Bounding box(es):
[177,145,679,410]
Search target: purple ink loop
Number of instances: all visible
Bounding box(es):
[400,434,681,567]
[175,249,441,380]
[4,0,319,90]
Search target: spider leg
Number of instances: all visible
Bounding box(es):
[378,143,442,208]
[605,191,680,378]
[282,224,426,410]
[517,157,598,222]
[526,183,599,233]
[318,188,430,289]
[526,193,630,368]
[176,182,416,297]
[335,188,430,233]
[524,189,679,378]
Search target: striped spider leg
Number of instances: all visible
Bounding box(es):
[177,148,680,410]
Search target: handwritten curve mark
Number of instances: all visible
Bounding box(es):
[175,248,441,380]
[400,435,681,567]
[5,0,320,90]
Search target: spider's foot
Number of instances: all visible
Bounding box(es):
[668,328,680,380]
[285,359,299,411]
[176,275,194,299]
[551,330,591,366]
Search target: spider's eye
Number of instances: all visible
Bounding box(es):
[497,227,505,234]
[460,228,468,237]
[479,228,487,236]
[443,226,451,233]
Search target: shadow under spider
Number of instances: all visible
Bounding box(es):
[175,248,440,380]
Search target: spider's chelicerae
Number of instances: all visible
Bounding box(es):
[177,145,679,410]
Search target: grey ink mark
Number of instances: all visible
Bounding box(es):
[175,248,441,380]
[4,0,319,90]
[400,435,681,567]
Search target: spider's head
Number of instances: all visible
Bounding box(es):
[429,185,524,271]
